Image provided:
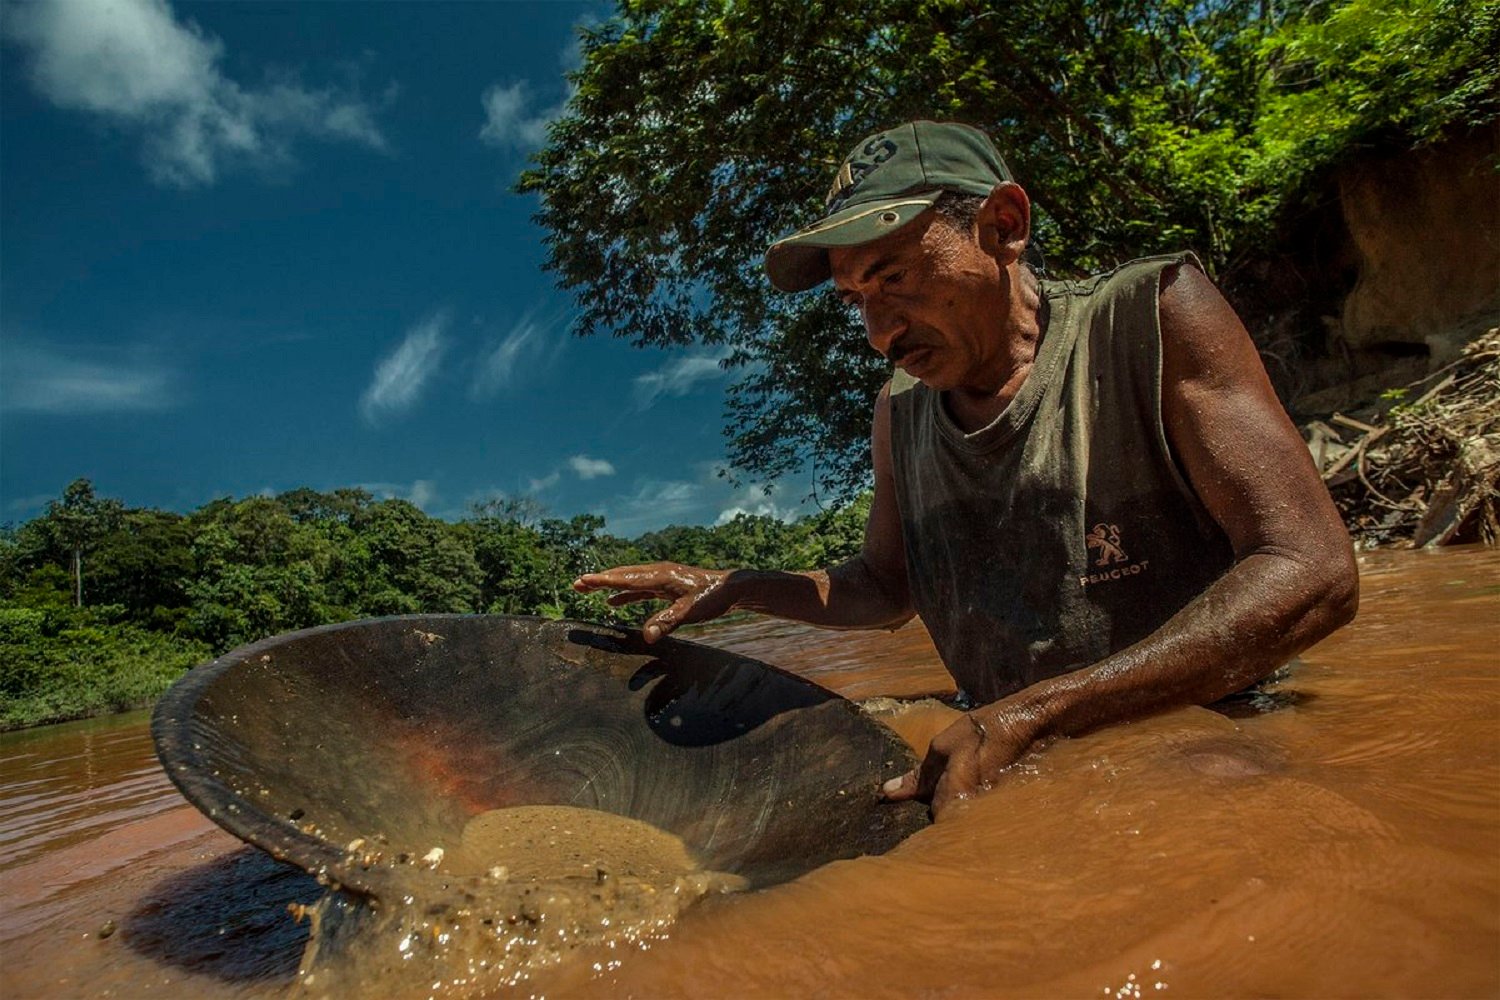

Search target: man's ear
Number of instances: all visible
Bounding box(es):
[976,182,1031,264]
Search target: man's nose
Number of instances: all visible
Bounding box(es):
[862,300,905,357]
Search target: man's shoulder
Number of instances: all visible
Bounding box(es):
[1055,250,1205,299]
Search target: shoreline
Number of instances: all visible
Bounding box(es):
[7,537,1493,736]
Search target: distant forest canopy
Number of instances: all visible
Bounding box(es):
[0,479,868,728]
[521,0,1500,499]
[1,478,866,652]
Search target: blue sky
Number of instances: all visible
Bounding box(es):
[0,0,817,537]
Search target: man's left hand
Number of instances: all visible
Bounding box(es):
[880,699,1044,818]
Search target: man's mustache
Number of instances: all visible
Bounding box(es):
[886,331,938,365]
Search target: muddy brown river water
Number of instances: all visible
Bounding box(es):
[2,545,1497,998]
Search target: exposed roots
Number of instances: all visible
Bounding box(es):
[1303,328,1500,549]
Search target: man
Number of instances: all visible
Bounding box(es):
[575,121,1357,817]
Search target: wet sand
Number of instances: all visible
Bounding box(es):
[1,544,1497,997]
[448,805,707,881]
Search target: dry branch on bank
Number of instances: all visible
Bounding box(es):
[1302,328,1500,549]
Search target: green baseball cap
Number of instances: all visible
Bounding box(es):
[764,120,1013,293]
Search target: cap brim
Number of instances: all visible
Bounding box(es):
[764,193,942,293]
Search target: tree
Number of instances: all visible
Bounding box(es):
[185,497,343,649]
[0,481,898,728]
[463,499,557,614]
[521,0,1498,501]
[88,510,195,629]
[277,486,381,527]
[32,480,124,607]
[536,513,640,619]
[635,523,717,567]
[345,499,483,617]
[790,491,872,567]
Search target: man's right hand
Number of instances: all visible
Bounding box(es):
[572,563,737,642]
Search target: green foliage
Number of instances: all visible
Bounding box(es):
[186,498,347,649]
[16,478,125,607]
[1255,0,1499,191]
[0,480,873,728]
[520,0,1499,499]
[0,604,212,731]
[346,499,484,616]
[5,565,75,609]
[88,509,195,627]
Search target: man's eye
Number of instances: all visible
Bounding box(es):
[883,270,906,288]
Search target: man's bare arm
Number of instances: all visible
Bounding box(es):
[886,262,1358,816]
[572,383,913,641]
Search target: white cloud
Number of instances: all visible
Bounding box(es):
[355,478,439,511]
[2,0,390,186]
[558,34,585,74]
[632,349,731,409]
[408,479,437,509]
[475,15,587,157]
[360,312,449,424]
[715,484,795,524]
[469,309,568,399]
[522,454,614,496]
[556,11,601,75]
[568,455,615,480]
[599,460,819,537]
[603,479,704,536]
[0,342,178,414]
[477,80,555,152]
[527,471,561,494]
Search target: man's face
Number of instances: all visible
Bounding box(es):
[828,209,1007,393]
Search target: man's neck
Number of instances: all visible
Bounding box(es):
[945,265,1048,433]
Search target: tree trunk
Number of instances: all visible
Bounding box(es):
[73,547,83,607]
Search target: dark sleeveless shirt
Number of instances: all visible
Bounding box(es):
[887,252,1236,705]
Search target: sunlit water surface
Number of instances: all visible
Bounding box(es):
[1,545,1496,998]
